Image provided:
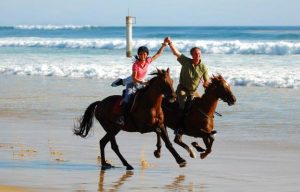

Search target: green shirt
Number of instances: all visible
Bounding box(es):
[178,54,208,92]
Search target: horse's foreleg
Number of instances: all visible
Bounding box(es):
[159,126,186,167]
[109,131,134,170]
[191,141,205,152]
[200,135,214,159]
[174,134,196,158]
[154,132,161,158]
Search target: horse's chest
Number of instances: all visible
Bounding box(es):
[187,116,214,134]
[153,109,164,123]
[201,118,214,132]
[137,108,163,124]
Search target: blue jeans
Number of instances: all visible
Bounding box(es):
[124,82,144,103]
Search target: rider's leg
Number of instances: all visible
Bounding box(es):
[115,101,128,125]
[115,83,135,125]
[176,85,186,111]
[183,94,193,115]
[184,91,200,115]
[174,85,187,135]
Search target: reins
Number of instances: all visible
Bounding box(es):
[196,108,222,119]
[195,108,213,119]
[214,111,222,117]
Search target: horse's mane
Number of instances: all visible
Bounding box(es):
[192,74,225,105]
[135,70,164,94]
[204,74,225,94]
[139,69,167,91]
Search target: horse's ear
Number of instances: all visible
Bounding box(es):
[166,68,170,74]
[211,74,215,82]
[156,68,162,74]
[217,73,223,80]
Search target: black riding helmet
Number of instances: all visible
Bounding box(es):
[137,46,149,55]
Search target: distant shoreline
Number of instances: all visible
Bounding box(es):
[1,25,300,28]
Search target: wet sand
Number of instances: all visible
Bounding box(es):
[1,75,300,191]
[0,186,33,192]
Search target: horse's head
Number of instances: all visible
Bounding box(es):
[150,68,176,101]
[208,74,236,106]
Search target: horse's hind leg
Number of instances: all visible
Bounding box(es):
[174,134,196,158]
[109,131,134,170]
[99,133,112,170]
[154,132,161,158]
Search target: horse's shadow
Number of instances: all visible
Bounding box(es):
[98,170,134,192]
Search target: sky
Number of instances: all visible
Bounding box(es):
[0,0,299,26]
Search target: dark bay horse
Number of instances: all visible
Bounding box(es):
[154,74,236,159]
[74,68,187,170]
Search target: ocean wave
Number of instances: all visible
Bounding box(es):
[224,73,299,89]
[14,25,98,30]
[1,64,299,89]
[0,38,300,55]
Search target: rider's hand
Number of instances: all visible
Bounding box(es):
[142,81,149,85]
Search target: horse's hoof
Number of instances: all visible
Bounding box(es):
[126,165,134,170]
[178,160,187,168]
[190,150,196,159]
[101,163,113,170]
[154,150,161,158]
[200,153,207,159]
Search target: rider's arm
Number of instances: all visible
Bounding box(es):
[202,66,210,88]
[168,41,181,58]
[151,42,167,61]
[132,71,146,84]
[165,37,181,58]
[203,80,209,88]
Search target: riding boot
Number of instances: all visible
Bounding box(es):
[174,117,184,135]
[174,95,192,135]
[115,102,127,126]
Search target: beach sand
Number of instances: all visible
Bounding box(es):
[0,186,35,192]
[1,75,300,191]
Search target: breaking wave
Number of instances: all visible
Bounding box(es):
[0,38,300,55]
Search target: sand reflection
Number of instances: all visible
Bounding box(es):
[98,170,133,192]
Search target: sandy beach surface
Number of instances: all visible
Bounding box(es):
[1,75,300,192]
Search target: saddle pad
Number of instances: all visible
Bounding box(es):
[113,98,123,114]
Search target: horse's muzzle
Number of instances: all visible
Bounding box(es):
[227,94,236,106]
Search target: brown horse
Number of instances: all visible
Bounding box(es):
[73,68,187,170]
[154,74,236,159]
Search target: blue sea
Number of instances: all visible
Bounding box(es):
[1,25,300,191]
[0,25,299,88]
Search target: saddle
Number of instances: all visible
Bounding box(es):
[113,89,142,115]
[112,89,151,133]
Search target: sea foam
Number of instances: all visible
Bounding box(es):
[14,25,96,30]
[1,61,299,89]
[0,38,300,55]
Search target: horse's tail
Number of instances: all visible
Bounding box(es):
[73,101,100,138]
